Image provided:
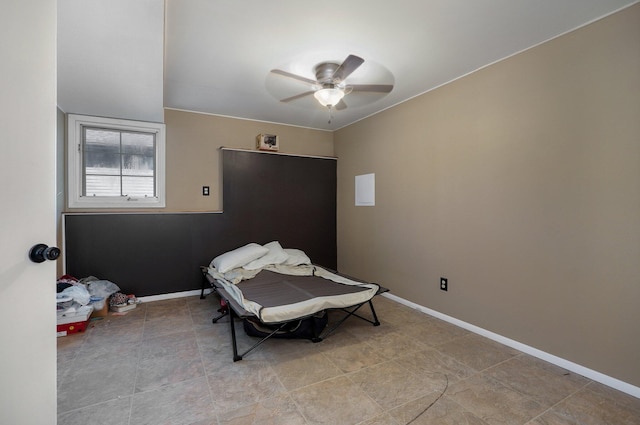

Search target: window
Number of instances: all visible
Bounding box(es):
[67,114,165,208]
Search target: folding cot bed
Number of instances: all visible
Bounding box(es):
[200,242,387,361]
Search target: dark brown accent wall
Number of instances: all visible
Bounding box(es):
[64,148,336,296]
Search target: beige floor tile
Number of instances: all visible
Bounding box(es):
[529,383,640,425]
[271,351,343,390]
[447,373,545,424]
[89,311,146,326]
[57,396,132,425]
[363,327,429,359]
[194,320,234,354]
[396,348,476,384]
[190,296,222,310]
[399,316,470,347]
[198,343,240,375]
[57,360,137,413]
[135,355,205,392]
[331,316,389,340]
[144,298,189,318]
[357,412,401,425]
[57,333,86,385]
[57,330,87,355]
[290,375,383,425]
[130,377,216,425]
[57,356,75,388]
[259,335,325,363]
[484,354,590,408]
[81,319,145,347]
[139,330,199,361]
[437,334,521,372]
[349,360,444,410]
[56,295,639,425]
[144,309,192,325]
[315,325,368,349]
[322,339,389,373]
[142,314,194,339]
[390,394,489,425]
[191,308,226,331]
[186,419,218,425]
[586,381,640,417]
[217,394,306,425]
[74,339,140,370]
[376,302,428,326]
[206,360,286,411]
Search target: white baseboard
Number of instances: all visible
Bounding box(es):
[382,292,640,399]
[138,288,213,303]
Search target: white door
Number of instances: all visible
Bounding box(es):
[0,2,58,424]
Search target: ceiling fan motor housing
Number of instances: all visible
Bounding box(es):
[315,62,341,85]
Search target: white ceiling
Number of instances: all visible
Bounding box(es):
[58,0,636,131]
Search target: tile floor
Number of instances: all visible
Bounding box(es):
[57,295,640,425]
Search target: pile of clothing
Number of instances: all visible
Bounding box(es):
[56,275,141,336]
[56,275,121,313]
[108,291,140,312]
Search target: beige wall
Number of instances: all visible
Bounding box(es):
[65,109,333,213]
[335,4,640,387]
[164,109,334,211]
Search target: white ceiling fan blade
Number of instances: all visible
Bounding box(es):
[335,99,347,110]
[280,91,315,103]
[332,55,364,82]
[271,69,317,86]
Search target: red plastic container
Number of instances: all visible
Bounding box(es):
[57,320,88,336]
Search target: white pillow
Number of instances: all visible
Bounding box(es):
[243,241,289,270]
[210,243,269,273]
[283,248,311,266]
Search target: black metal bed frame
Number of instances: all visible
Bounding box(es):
[200,266,386,361]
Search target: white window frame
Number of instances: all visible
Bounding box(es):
[67,114,166,208]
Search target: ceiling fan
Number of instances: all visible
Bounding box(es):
[270,54,393,111]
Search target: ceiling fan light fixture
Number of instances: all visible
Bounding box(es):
[313,87,345,107]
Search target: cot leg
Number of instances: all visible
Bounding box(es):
[212,299,229,323]
[200,281,207,299]
[211,308,228,323]
[320,302,367,340]
[238,322,290,359]
[228,308,242,361]
[368,300,381,326]
[311,321,323,343]
[199,266,209,299]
